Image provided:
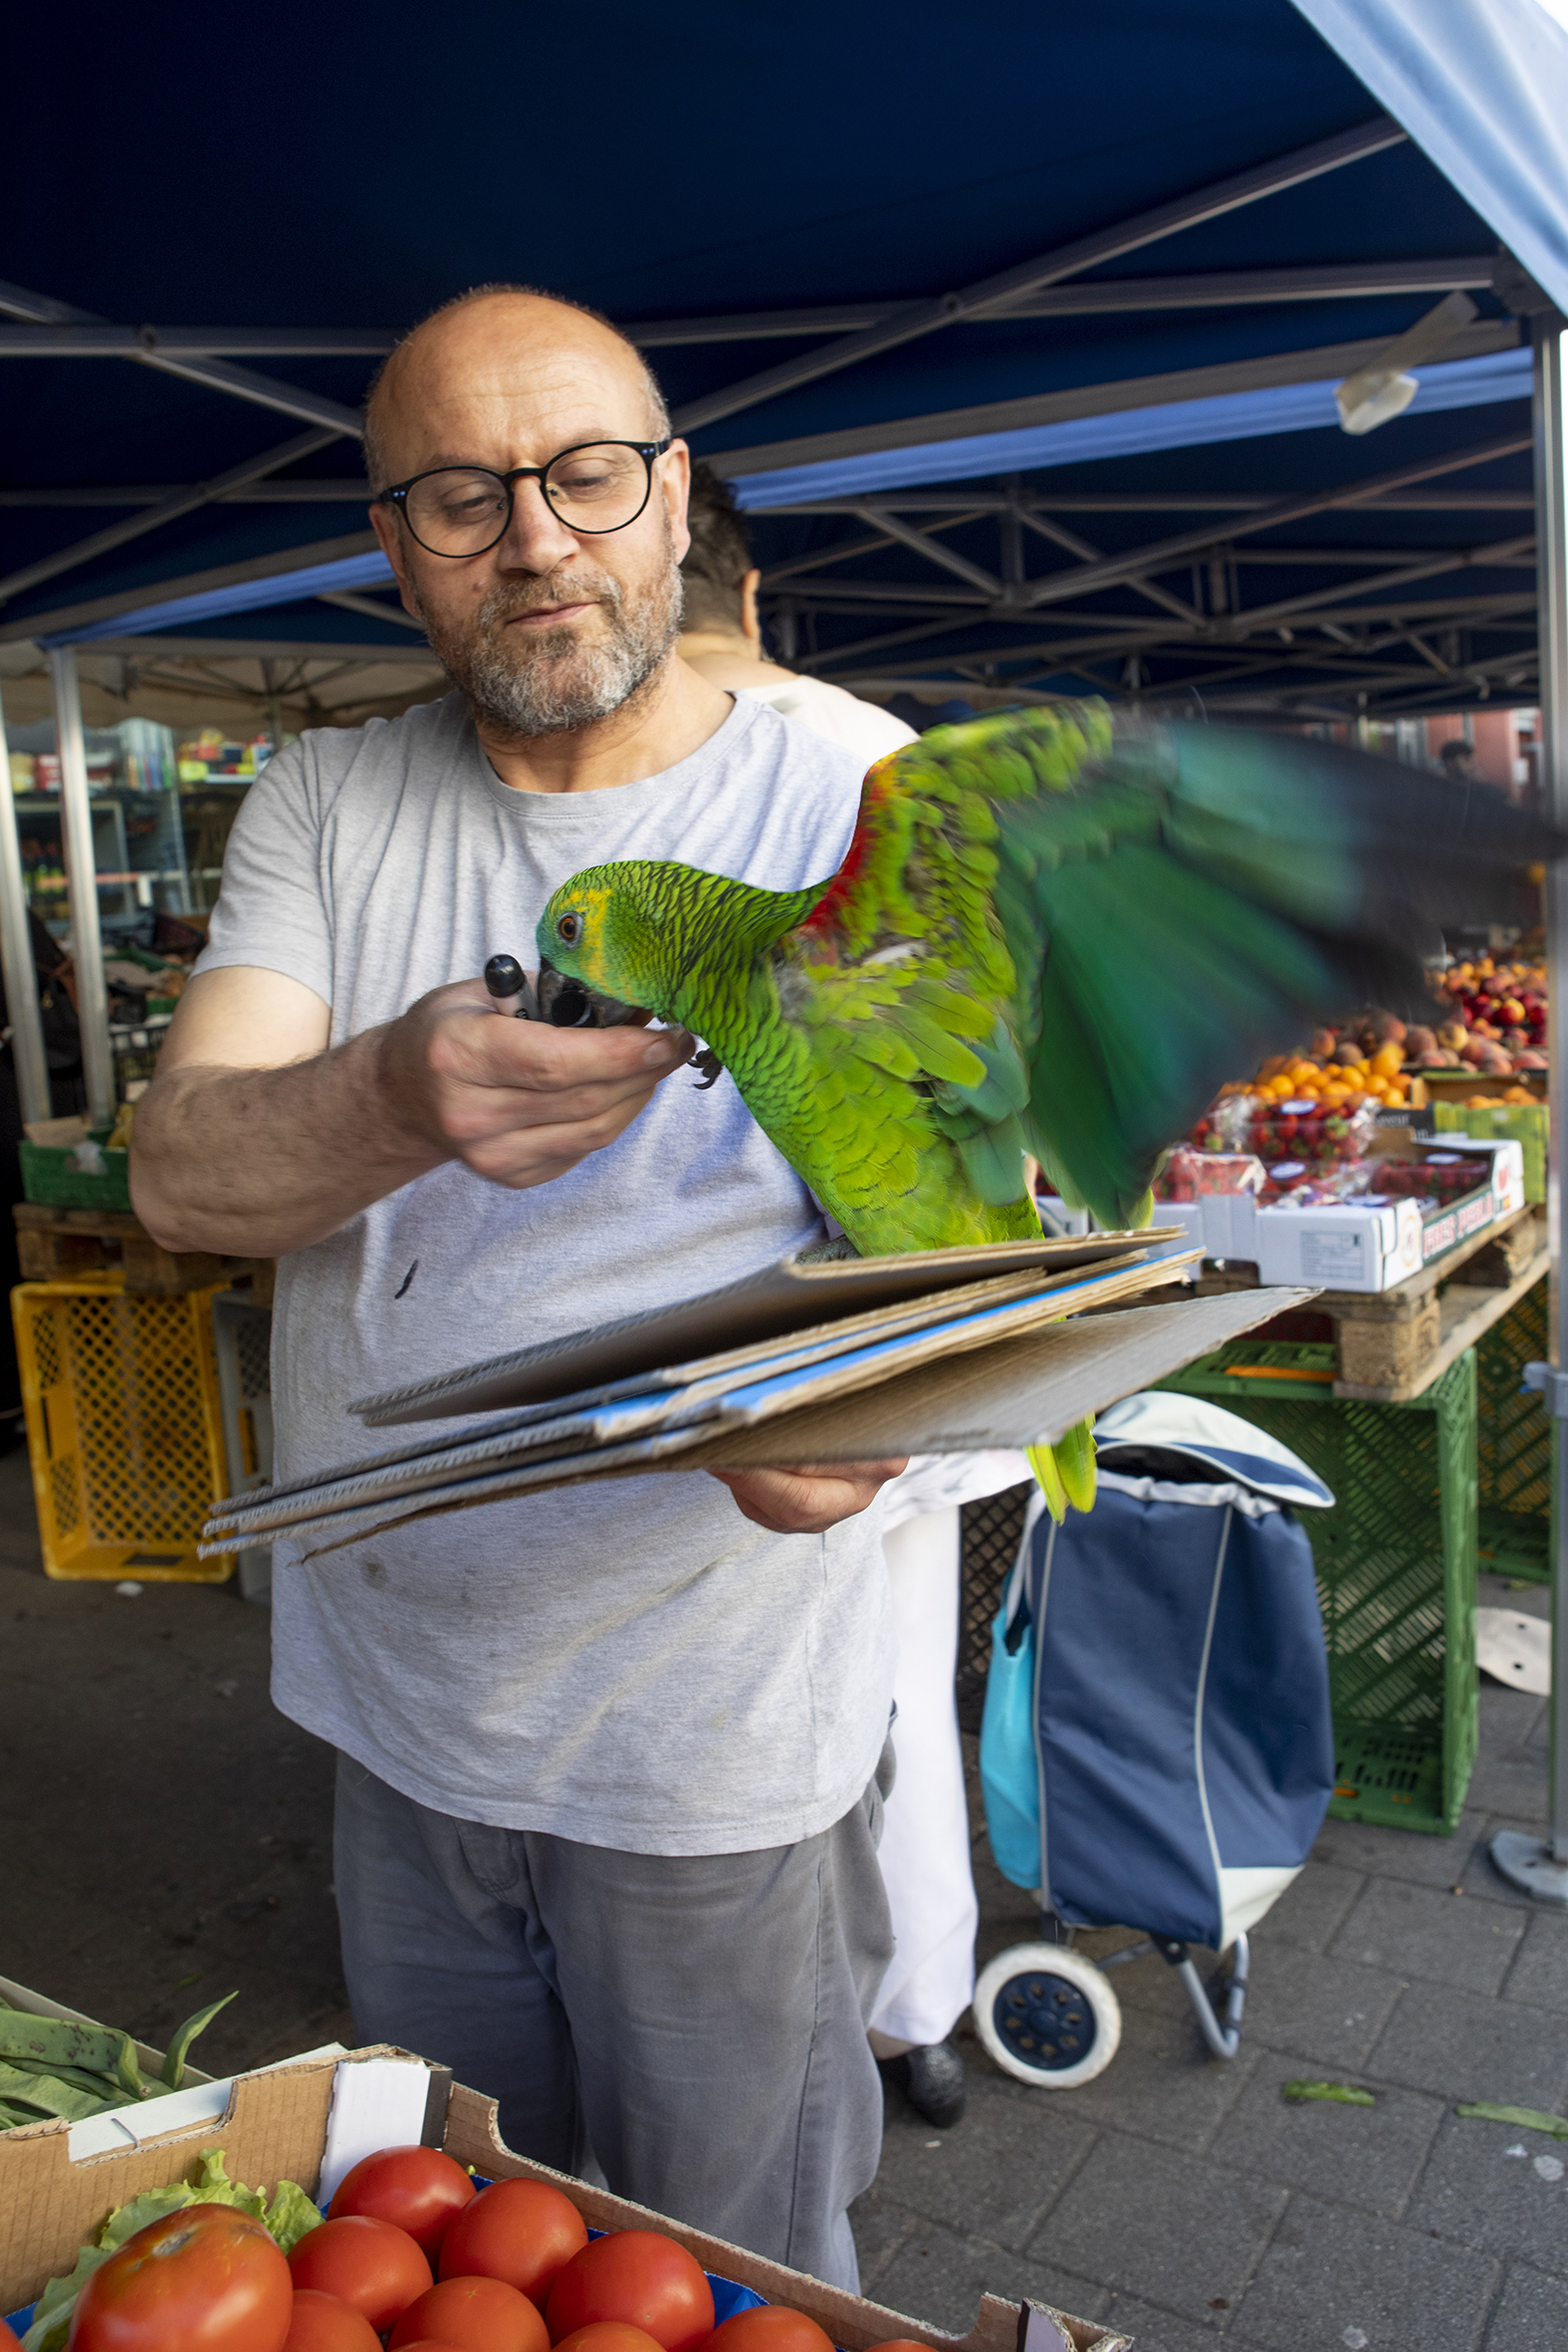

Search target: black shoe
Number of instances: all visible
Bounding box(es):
[903,2039,967,2128]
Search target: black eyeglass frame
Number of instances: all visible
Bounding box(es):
[377,438,673,556]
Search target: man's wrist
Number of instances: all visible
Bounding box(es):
[361,1013,453,1175]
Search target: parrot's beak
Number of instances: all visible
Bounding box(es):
[536,957,642,1030]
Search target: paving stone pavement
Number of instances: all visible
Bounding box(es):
[852,1572,1566,2352]
[3,1440,1562,2352]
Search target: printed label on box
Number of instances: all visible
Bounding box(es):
[1423,1209,1459,1261]
[1299,1230,1366,1284]
[1456,1191,1496,1239]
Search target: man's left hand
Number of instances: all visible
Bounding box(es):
[709,1460,909,1535]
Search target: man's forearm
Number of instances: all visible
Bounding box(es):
[131,1027,442,1257]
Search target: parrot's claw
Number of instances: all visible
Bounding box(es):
[690,1046,725,1090]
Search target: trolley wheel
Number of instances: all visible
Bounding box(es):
[973,1942,1122,2088]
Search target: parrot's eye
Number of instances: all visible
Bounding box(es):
[557,912,581,946]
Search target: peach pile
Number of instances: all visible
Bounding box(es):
[1414,957,1548,1076]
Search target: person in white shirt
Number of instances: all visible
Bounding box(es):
[676,470,915,764]
[677,464,1032,2129]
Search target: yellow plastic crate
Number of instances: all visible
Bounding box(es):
[12,1275,234,1581]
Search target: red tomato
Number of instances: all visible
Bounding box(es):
[866,2341,937,2351]
[281,2290,383,2352]
[553,2327,668,2352]
[288,2216,432,2332]
[546,2234,714,2352]
[3,2325,23,2350]
[389,2276,551,2352]
[706,2312,835,2352]
[439,2178,588,2301]
[68,2204,291,2352]
[329,2147,476,2260]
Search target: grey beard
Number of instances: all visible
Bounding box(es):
[417,552,683,740]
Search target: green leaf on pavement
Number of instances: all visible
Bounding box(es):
[1456,2102,1568,2139]
[1281,2079,1376,2106]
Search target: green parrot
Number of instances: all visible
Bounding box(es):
[533,702,1554,1519]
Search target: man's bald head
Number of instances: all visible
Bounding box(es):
[362,284,670,494]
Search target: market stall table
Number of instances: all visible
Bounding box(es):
[1191,1201,1547,1402]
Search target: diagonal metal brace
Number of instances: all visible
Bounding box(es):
[1522,1361,1568,1415]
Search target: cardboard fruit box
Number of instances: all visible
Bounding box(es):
[0,2045,1127,2352]
[1148,1131,1525,1294]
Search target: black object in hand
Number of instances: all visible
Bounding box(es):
[484,954,527,1003]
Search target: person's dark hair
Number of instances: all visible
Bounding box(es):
[679,462,753,633]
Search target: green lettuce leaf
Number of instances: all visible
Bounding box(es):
[264,2178,324,2252]
[99,2180,206,2251]
[20,2243,112,2352]
[182,2147,267,2220]
[18,2144,318,2352]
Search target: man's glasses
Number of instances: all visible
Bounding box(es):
[377,439,671,558]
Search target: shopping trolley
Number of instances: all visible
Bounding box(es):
[975,1392,1336,2087]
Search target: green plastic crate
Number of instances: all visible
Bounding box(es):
[18,1139,132,1214]
[1156,1343,1477,1835]
[1474,1276,1551,1584]
[1433,1099,1546,1201]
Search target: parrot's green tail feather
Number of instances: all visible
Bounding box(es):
[1054,1417,1098,1513]
[1026,1418,1096,1522]
[1025,1443,1067,1525]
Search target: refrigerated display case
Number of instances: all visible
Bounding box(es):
[174,728,281,911]
[8,717,191,932]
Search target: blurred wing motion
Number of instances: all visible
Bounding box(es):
[536,703,1559,1515]
[762,703,1556,1229]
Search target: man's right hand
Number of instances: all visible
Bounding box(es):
[380,977,692,1190]
[131,964,693,1258]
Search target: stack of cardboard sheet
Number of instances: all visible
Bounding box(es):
[201,1236,1313,1557]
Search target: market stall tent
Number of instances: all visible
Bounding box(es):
[1,0,1566,1896]
[0,0,1559,712]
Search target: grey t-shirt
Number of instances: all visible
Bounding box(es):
[197,690,894,1854]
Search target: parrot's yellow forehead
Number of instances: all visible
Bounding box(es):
[544,877,620,987]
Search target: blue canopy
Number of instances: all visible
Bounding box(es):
[1,0,1564,713]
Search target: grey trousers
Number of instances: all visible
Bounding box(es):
[333,1749,895,2291]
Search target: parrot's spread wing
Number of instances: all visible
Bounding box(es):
[777,704,1558,1227]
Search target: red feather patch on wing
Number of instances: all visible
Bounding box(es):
[797,766,895,942]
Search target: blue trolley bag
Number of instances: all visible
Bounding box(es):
[1000,1392,1336,1953]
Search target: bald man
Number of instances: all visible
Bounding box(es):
[131,286,904,2285]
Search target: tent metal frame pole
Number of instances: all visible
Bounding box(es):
[0,683,51,1126]
[1492,311,1568,1906]
[48,645,115,1129]
[671,116,1406,435]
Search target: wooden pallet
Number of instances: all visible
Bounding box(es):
[1192,1203,1547,1404]
[13,1203,273,1300]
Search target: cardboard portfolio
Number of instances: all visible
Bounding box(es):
[201,1234,1313,1557]
[350,1231,1158,1425]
